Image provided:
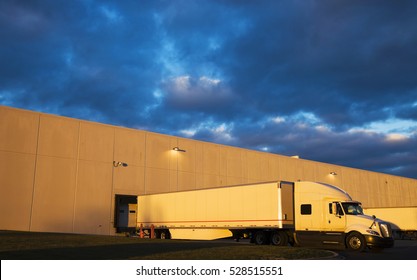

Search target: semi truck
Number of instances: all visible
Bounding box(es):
[136,181,394,251]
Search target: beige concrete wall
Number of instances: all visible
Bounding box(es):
[0,108,39,231]
[1,105,416,235]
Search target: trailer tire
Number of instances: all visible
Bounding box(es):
[346,232,366,251]
[254,231,267,245]
[270,231,288,246]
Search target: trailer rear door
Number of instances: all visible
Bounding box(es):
[279,181,294,226]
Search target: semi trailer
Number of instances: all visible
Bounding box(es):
[364,207,417,240]
[136,181,394,251]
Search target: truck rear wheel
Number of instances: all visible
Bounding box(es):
[254,231,267,245]
[270,231,288,246]
[346,232,366,251]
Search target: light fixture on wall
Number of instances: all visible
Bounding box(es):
[172,147,186,152]
[330,172,337,176]
[113,161,128,167]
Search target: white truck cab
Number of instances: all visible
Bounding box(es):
[293,182,394,251]
[333,201,393,250]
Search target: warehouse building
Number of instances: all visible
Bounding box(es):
[1,105,416,236]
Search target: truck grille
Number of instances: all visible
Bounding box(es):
[379,223,392,238]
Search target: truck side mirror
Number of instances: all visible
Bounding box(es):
[333,202,343,217]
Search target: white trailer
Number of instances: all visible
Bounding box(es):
[364,207,417,239]
[136,181,394,251]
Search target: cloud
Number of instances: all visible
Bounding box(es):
[0,0,164,125]
[162,75,235,110]
[228,114,417,178]
[187,122,236,145]
[99,5,123,23]
[1,0,417,179]
[214,0,417,127]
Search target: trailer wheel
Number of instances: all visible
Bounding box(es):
[270,231,288,246]
[346,232,366,251]
[254,231,267,245]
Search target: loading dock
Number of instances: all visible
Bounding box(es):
[114,195,137,233]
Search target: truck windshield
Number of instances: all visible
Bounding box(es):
[341,203,364,215]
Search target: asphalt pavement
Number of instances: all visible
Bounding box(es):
[333,240,417,260]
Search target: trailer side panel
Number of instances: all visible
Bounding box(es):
[137,181,292,230]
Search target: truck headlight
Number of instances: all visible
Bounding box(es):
[379,223,392,238]
[366,229,380,236]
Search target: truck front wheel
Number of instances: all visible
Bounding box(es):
[346,232,366,251]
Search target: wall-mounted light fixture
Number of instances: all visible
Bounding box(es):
[172,147,186,152]
[330,172,337,176]
[113,161,128,167]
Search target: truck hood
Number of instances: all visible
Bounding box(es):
[347,214,384,228]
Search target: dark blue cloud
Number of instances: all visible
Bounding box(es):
[1,0,417,179]
[214,0,417,127]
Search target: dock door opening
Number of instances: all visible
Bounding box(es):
[114,195,137,233]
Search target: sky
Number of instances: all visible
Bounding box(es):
[1,0,417,179]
